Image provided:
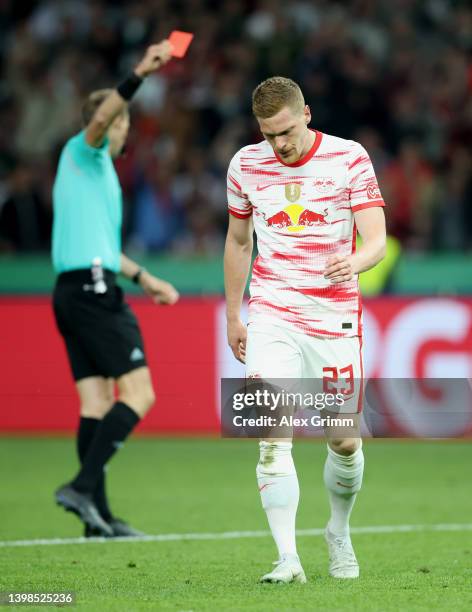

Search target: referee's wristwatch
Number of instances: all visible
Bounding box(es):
[132,267,146,285]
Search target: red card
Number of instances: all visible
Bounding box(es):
[169,31,194,58]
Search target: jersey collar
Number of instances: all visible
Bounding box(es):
[274,129,323,167]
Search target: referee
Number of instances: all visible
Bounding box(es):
[52,41,178,537]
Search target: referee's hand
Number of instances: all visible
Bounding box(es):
[139,271,179,305]
[134,41,173,78]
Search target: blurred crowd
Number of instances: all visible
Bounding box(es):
[0,0,471,255]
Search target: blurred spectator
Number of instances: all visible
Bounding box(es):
[129,161,184,252]
[0,161,51,251]
[0,0,470,255]
[173,206,224,256]
[380,140,437,250]
[432,146,472,251]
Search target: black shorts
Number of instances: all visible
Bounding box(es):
[53,269,147,381]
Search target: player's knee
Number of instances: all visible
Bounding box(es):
[329,438,360,456]
[256,440,295,477]
[80,397,112,419]
[118,384,155,417]
[141,385,156,412]
[117,367,156,416]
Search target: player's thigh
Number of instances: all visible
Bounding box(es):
[76,376,115,418]
[301,336,363,405]
[246,324,301,442]
[246,323,303,379]
[116,366,155,417]
[302,336,363,444]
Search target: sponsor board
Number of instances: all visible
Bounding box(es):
[1,297,471,435]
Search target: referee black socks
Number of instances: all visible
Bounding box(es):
[77,417,100,462]
[72,402,140,495]
[77,416,113,521]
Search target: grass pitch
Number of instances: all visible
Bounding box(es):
[1,438,471,611]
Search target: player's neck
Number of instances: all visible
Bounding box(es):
[299,128,316,160]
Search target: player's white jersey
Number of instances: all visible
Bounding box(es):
[227,130,385,338]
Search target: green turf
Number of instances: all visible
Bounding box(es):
[1,438,471,610]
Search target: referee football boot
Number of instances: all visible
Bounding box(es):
[260,553,307,584]
[84,518,145,538]
[55,484,113,537]
[325,526,359,578]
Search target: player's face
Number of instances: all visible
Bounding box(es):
[257,105,311,164]
[108,111,130,158]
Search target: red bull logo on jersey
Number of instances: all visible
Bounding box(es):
[298,208,328,226]
[264,210,293,229]
[263,181,329,231]
[264,204,328,232]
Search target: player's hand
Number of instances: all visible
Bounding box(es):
[134,40,173,78]
[324,255,355,284]
[227,318,247,363]
[139,271,179,305]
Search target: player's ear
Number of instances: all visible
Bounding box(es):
[304,105,311,125]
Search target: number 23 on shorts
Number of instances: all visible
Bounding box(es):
[322,364,355,396]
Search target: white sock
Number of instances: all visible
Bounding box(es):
[256,441,299,558]
[323,443,364,537]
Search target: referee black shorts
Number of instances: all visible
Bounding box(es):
[53,269,147,382]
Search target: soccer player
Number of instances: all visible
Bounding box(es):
[52,41,179,537]
[224,77,386,582]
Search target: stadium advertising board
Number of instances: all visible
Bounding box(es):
[1,297,471,436]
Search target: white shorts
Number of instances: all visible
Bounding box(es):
[246,322,364,414]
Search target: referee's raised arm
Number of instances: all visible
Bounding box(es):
[85,40,173,148]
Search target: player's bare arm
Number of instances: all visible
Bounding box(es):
[324,207,386,284]
[224,215,254,363]
[120,254,179,305]
[85,41,173,148]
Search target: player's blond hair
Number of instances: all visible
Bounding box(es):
[252,77,305,119]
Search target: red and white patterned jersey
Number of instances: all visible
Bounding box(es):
[227,130,385,338]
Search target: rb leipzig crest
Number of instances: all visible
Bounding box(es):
[313,176,335,193]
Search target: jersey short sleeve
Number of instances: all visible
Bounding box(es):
[348,143,385,212]
[67,130,110,169]
[227,151,253,219]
